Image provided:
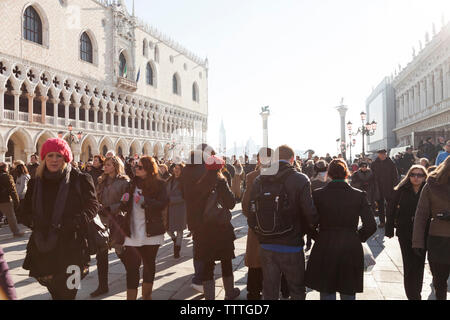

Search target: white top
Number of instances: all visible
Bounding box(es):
[124,187,164,247]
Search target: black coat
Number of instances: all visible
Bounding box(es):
[180,155,207,232]
[193,178,237,262]
[21,169,99,278]
[371,157,399,199]
[305,182,377,295]
[386,183,425,239]
[121,178,168,238]
[350,169,379,204]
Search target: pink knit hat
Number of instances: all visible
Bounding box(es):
[40,138,73,163]
[205,155,225,171]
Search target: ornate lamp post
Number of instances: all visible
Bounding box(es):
[347,112,377,158]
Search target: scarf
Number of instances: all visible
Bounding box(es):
[32,164,72,253]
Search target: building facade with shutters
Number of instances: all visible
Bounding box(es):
[392,23,450,147]
[0,0,208,162]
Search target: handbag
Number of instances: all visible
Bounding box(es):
[87,214,110,255]
[203,187,232,226]
[109,211,127,246]
[362,242,376,272]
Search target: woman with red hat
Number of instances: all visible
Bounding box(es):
[194,155,240,300]
[20,138,100,300]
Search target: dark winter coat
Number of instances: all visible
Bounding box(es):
[166,177,187,232]
[121,178,168,238]
[21,169,99,279]
[249,162,319,247]
[412,177,450,264]
[193,178,237,262]
[386,183,425,239]
[371,157,399,199]
[27,163,39,179]
[0,172,19,209]
[0,246,16,300]
[350,169,379,204]
[305,181,377,295]
[180,152,207,232]
[88,166,103,187]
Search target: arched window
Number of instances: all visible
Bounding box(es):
[102,145,107,156]
[23,6,42,44]
[192,83,199,102]
[119,52,127,78]
[173,74,179,95]
[154,45,159,63]
[146,63,153,86]
[80,32,93,63]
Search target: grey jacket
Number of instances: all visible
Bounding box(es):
[97,175,130,223]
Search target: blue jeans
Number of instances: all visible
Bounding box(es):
[259,248,306,300]
[320,292,356,300]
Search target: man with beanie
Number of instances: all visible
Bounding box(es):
[0,162,24,238]
[242,147,273,300]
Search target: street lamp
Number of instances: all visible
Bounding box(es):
[347,112,377,158]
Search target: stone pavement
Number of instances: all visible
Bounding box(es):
[0,204,441,300]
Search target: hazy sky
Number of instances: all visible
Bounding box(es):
[125,0,450,156]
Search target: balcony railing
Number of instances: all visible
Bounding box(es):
[4,110,14,120]
[33,114,42,123]
[19,112,28,122]
[117,77,137,92]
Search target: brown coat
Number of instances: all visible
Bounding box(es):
[242,168,261,268]
[231,166,245,199]
[412,176,450,249]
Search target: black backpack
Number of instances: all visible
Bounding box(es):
[248,169,295,241]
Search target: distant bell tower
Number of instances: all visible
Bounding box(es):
[219,119,227,155]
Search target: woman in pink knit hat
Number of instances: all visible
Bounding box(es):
[20,138,100,300]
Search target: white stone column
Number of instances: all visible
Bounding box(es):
[110,108,114,132]
[64,100,70,126]
[53,98,59,126]
[83,105,89,129]
[420,80,426,110]
[74,102,81,129]
[93,106,99,131]
[414,84,419,113]
[408,89,414,116]
[13,90,20,121]
[40,96,48,124]
[131,114,136,136]
[443,63,449,100]
[27,93,35,123]
[0,88,5,121]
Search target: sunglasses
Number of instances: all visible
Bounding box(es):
[410,173,426,178]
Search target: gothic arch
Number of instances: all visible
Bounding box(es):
[22,2,50,47]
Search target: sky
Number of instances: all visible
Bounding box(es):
[125,0,450,156]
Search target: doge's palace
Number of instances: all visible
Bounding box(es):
[0,0,208,162]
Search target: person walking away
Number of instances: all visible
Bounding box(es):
[166,163,187,259]
[20,138,99,300]
[412,156,450,300]
[15,163,31,201]
[310,160,330,191]
[435,140,450,166]
[403,147,416,173]
[120,156,167,300]
[242,148,273,300]
[231,160,245,202]
[0,163,24,237]
[0,245,17,300]
[385,165,428,300]
[27,154,39,180]
[90,156,130,297]
[248,145,318,300]
[305,159,377,300]
[180,144,216,293]
[195,155,240,300]
[371,149,399,228]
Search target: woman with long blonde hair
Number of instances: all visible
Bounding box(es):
[413,156,450,300]
[90,156,130,298]
[386,165,428,300]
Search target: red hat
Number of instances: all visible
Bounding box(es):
[40,138,73,163]
[205,155,225,171]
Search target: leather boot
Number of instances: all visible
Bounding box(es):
[142,282,153,300]
[90,250,109,298]
[174,245,181,259]
[127,289,138,300]
[202,280,215,300]
[223,275,240,300]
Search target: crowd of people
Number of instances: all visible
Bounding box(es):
[0,137,448,301]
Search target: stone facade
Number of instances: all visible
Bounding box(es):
[392,23,450,147]
[0,0,208,162]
